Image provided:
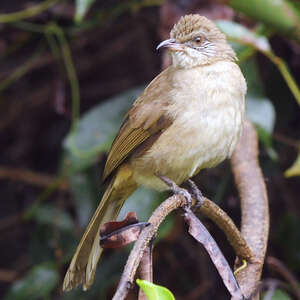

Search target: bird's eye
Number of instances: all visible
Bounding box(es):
[195,37,202,43]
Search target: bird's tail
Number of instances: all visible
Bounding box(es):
[63,164,138,291]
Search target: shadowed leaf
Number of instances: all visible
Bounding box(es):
[285,148,300,177]
[100,212,149,248]
[4,263,58,300]
[63,87,143,172]
[75,0,96,23]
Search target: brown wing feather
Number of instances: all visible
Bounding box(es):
[103,127,150,180]
[103,67,174,180]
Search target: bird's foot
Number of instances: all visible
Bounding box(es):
[158,175,192,208]
[185,179,203,210]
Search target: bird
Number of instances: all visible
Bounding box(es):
[63,14,246,292]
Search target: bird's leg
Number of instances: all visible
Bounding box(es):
[184,179,203,210]
[158,175,192,208]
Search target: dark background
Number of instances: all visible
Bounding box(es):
[0,0,300,299]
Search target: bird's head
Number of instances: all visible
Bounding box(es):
[157,15,236,68]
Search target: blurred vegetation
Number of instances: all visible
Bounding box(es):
[0,0,299,299]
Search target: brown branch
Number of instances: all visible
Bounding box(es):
[184,208,243,299]
[0,269,18,282]
[230,119,269,299]
[0,166,68,190]
[112,194,185,300]
[112,190,255,299]
[198,198,255,263]
[138,241,154,300]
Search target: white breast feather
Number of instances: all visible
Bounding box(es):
[132,61,246,191]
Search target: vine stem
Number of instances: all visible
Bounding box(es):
[228,36,300,106]
[0,0,61,23]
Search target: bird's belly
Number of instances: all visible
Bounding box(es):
[131,101,243,191]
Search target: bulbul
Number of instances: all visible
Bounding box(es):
[63,14,246,291]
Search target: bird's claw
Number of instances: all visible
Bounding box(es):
[186,179,203,211]
[158,175,193,209]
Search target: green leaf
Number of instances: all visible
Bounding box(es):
[246,96,275,133]
[217,20,270,55]
[241,58,277,158]
[63,87,143,172]
[265,289,292,300]
[68,171,96,227]
[217,22,276,140]
[275,213,300,269]
[4,263,58,300]
[285,147,300,177]
[31,204,73,231]
[75,0,95,23]
[136,279,175,300]
[119,187,166,221]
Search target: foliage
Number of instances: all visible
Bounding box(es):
[4,263,59,300]
[263,289,292,300]
[285,147,300,177]
[136,279,175,300]
[75,0,96,22]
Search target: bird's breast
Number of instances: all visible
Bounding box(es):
[131,61,246,191]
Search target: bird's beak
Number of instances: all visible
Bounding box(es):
[156,38,184,51]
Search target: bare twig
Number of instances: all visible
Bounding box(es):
[263,279,277,300]
[113,187,255,300]
[197,198,255,263]
[0,0,61,23]
[0,167,68,190]
[138,241,154,300]
[261,278,291,296]
[112,194,185,300]
[230,119,269,299]
[0,269,18,282]
[184,208,243,300]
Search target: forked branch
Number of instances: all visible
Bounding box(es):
[230,119,269,299]
[112,192,254,299]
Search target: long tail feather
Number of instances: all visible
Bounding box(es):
[63,165,137,291]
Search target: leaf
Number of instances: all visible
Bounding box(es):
[285,148,300,177]
[119,187,174,241]
[100,218,149,249]
[246,96,275,133]
[100,212,144,248]
[275,213,300,269]
[241,58,276,134]
[63,87,143,172]
[217,22,277,144]
[31,204,73,231]
[240,58,277,158]
[136,279,175,300]
[101,212,139,235]
[217,20,271,54]
[119,187,165,221]
[269,289,292,300]
[68,171,96,227]
[74,0,95,23]
[4,263,58,300]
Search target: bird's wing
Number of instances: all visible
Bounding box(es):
[103,67,174,180]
